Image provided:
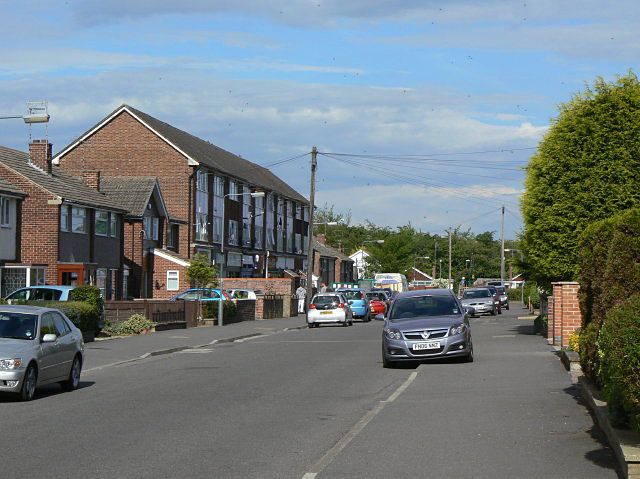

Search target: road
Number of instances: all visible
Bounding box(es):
[0,305,618,478]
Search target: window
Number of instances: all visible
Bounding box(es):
[266,193,275,250]
[295,233,302,254]
[213,216,222,243]
[228,220,238,246]
[95,210,109,236]
[195,171,209,242]
[153,218,159,241]
[110,214,118,237]
[60,205,69,231]
[242,185,251,247]
[0,196,10,227]
[143,216,159,241]
[71,207,86,233]
[214,176,224,197]
[166,224,175,248]
[229,180,237,198]
[51,312,70,336]
[295,204,302,220]
[304,206,309,222]
[40,314,56,339]
[213,176,224,243]
[286,200,293,253]
[254,225,263,249]
[276,197,284,252]
[167,271,179,291]
[96,268,108,298]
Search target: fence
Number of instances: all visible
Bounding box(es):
[105,300,199,329]
[261,294,284,319]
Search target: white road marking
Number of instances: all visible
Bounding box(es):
[178,349,213,354]
[301,368,420,478]
[234,334,267,343]
[492,334,517,338]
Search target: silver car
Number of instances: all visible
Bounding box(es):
[378,289,473,367]
[460,288,497,316]
[0,305,85,401]
[307,293,353,328]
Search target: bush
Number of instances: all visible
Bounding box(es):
[0,298,6,305]
[103,314,153,336]
[202,301,237,320]
[567,329,581,352]
[68,285,104,313]
[26,301,100,332]
[507,288,523,302]
[579,321,601,384]
[598,295,640,432]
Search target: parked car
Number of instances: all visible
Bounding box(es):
[0,305,84,401]
[366,291,388,318]
[377,289,473,367]
[307,293,353,328]
[4,285,76,303]
[336,288,370,321]
[227,289,257,300]
[485,285,503,314]
[460,288,497,316]
[170,288,231,301]
[495,286,509,310]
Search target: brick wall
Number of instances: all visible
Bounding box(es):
[56,110,193,258]
[0,163,60,284]
[222,277,294,296]
[549,282,581,348]
[151,253,190,299]
[547,296,554,344]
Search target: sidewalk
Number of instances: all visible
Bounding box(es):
[83,315,307,372]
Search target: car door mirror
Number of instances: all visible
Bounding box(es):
[374,313,385,321]
[42,333,57,343]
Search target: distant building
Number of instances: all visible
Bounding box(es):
[349,249,371,279]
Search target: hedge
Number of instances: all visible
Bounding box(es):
[68,285,104,313]
[202,301,237,319]
[23,300,100,333]
[597,295,640,432]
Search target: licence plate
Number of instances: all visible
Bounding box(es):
[412,341,440,350]
[320,311,333,315]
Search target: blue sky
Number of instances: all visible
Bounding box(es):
[2,0,639,239]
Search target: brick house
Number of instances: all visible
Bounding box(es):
[53,104,310,286]
[100,177,171,299]
[312,235,355,287]
[0,177,26,296]
[0,141,126,298]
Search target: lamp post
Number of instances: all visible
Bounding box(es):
[313,221,338,236]
[218,190,265,327]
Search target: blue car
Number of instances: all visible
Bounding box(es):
[337,288,370,321]
[4,285,76,302]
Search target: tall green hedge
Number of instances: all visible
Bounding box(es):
[202,301,237,319]
[598,295,640,431]
[24,300,100,332]
[68,285,104,313]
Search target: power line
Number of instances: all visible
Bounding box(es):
[320,146,537,158]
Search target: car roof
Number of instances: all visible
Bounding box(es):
[396,288,454,298]
[336,288,363,292]
[0,304,59,314]
[14,285,75,291]
[314,292,344,296]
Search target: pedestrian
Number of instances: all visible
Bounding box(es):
[320,282,327,293]
[295,284,306,314]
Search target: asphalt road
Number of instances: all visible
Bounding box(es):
[0,305,618,478]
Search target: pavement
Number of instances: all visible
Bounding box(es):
[84,314,308,371]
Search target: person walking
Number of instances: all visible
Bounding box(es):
[295,284,307,314]
[320,282,328,293]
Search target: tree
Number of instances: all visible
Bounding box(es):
[186,253,217,288]
[522,72,640,289]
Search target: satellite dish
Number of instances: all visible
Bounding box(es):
[23,101,50,124]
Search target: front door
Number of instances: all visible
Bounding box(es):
[58,265,84,287]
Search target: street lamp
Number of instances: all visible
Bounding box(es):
[313,221,338,235]
[218,190,265,327]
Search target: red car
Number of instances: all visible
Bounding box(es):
[366,292,388,318]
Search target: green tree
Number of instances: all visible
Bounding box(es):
[187,253,217,288]
[522,72,640,289]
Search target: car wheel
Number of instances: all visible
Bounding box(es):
[498,308,502,315]
[506,304,510,310]
[462,341,474,363]
[19,364,37,401]
[490,308,496,316]
[382,347,396,369]
[62,355,82,391]
[342,321,349,327]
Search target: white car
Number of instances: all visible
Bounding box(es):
[307,293,353,328]
[227,289,257,300]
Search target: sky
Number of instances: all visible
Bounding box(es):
[1,0,639,239]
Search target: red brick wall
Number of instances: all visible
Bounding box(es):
[550,282,581,348]
[547,296,555,344]
[56,110,193,258]
[222,278,293,296]
[152,254,190,299]
[0,163,60,284]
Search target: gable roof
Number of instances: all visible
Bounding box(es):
[0,145,125,212]
[313,237,352,262]
[100,176,168,218]
[54,104,308,204]
[0,176,26,197]
[411,267,433,281]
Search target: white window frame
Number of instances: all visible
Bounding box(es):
[95,210,109,236]
[110,213,118,237]
[0,196,10,227]
[167,270,179,291]
[60,205,69,232]
[71,207,87,234]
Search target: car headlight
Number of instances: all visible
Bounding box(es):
[449,324,467,336]
[384,328,402,340]
[0,358,22,369]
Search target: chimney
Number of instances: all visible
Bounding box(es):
[82,170,101,191]
[317,233,326,244]
[29,139,53,174]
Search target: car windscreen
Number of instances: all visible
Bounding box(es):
[366,293,385,301]
[0,312,37,340]
[496,287,506,294]
[390,295,460,320]
[339,290,363,300]
[313,296,341,307]
[463,289,491,299]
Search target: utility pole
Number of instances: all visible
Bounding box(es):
[448,229,452,290]
[305,147,318,315]
[500,205,505,285]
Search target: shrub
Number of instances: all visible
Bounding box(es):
[567,329,581,352]
[0,298,6,305]
[579,321,601,384]
[507,288,523,302]
[26,300,100,332]
[598,294,640,432]
[104,314,153,336]
[69,285,104,313]
[202,301,237,320]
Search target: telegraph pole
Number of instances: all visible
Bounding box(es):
[500,205,505,285]
[305,147,318,315]
[448,229,452,290]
